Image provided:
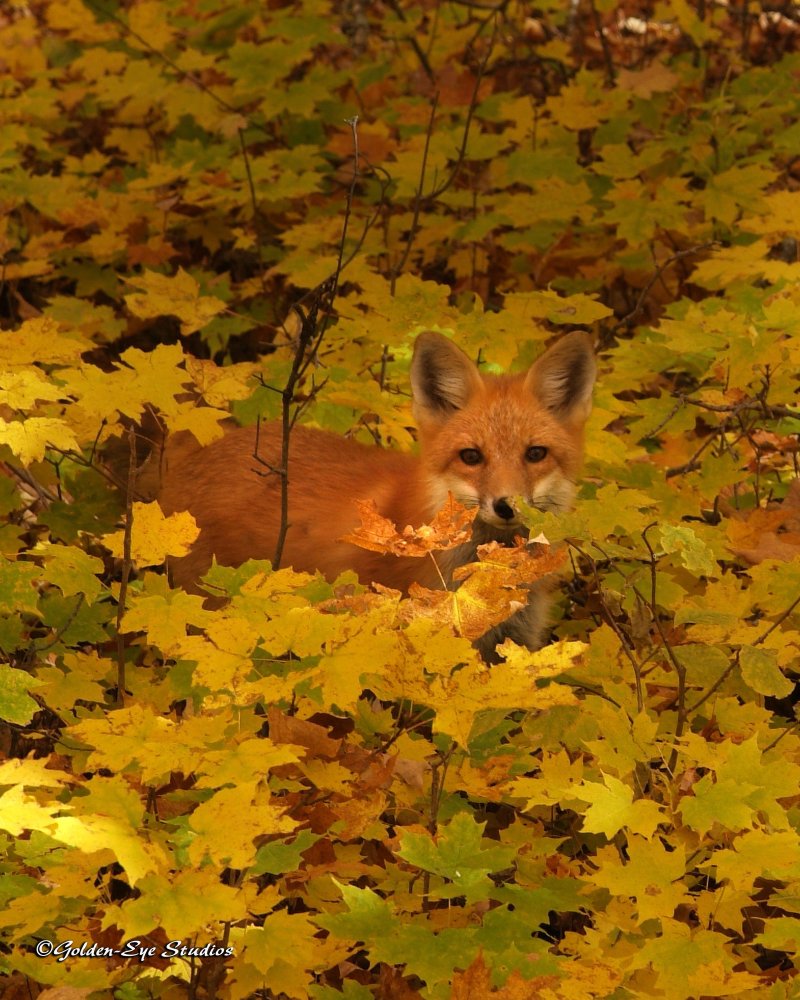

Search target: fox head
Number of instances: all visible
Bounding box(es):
[410,331,596,531]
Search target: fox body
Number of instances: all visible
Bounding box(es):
[154,331,596,654]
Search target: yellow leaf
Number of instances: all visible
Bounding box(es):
[503,289,613,326]
[617,62,679,99]
[430,642,583,746]
[449,542,566,640]
[692,238,797,289]
[665,0,719,44]
[194,737,300,788]
[205,614,262,657]
[102,501,199,567]
[0,416,79,465]
[70,343,189,422]
[124,267,227,334]
[166,405,233,446]
[259,604,342,658]
[46,0,116,41]
[235,911,321,996]
[592,836,689,922]
[0,317,87,368]
[177,634,301,700]
[510,749,585,809]
[579,773,665,839]
[0,785,61,836]
[121,586,213,654]
[127,0,177,51]
[0,369,63,409]
[318,612,401,710]
[184,356,259,407]
[112,869,248,940]
[709,828,800,891]
[52,813,167,885]
[188,782,297,868]
[0,758,71,788]
[687,961,761,997]
[545,78,619,130]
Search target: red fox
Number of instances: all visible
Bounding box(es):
[152,331,596,654]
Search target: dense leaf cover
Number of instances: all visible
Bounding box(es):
[2,0,800,996]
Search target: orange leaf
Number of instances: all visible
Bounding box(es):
[341,495,474,557]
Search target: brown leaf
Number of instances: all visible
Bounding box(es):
[380,963,424,999]
[267,708,341,759]
[450,952,492,1000]
[726,479,800,564]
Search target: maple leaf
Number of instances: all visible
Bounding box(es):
[341,494,474,557]
[0,416,79,466]
[0,316,88,368]
[124,267,227,335]
[102,501,199,567]
[0,369,63,409]
[188,782,297,868]
[0,666,44,726]
[579,773,665,840]
[397,813,516,903]
[428,642,584,746]
[592,836,690,923]
[38,542,105,605]
[113,869,247,940]
[726,481,800,564]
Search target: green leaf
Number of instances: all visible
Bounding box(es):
[0,558,41,616]
[39,543,105,604]
[0,664,43,725]
[397,812,516,902]
[659,524,717,576]
[740,645,794,698]
[679,774,758,835]
[317,883,395,942]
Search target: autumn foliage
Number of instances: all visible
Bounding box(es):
[2,0,800,997]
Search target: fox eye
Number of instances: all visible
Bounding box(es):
[525,446,548,463]
[459,447,483,466]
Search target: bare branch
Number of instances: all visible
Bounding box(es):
[259,118,362,569]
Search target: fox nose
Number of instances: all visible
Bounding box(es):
[493,498,516,521]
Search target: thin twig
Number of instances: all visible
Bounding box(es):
[422,744,455,910]
[34,594,86,653]
[612,242,718,334]
[383,0,435,81]
[686,655,738,714]
[665,432,718,479]
[754,590,800,647]
[5,464,59,506]
[426,24,496,201]
[640,523,686,774]
[264,119,361,569]
[588,0,615,87]
[323,116,361,329]
[763,720,800,753]
[568,540,644,711]
[115,426,137,707]
[238,129,268,297]
[389,94,438,294]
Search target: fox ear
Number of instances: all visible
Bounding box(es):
[526,332,596,424]
[411,331,484,421]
